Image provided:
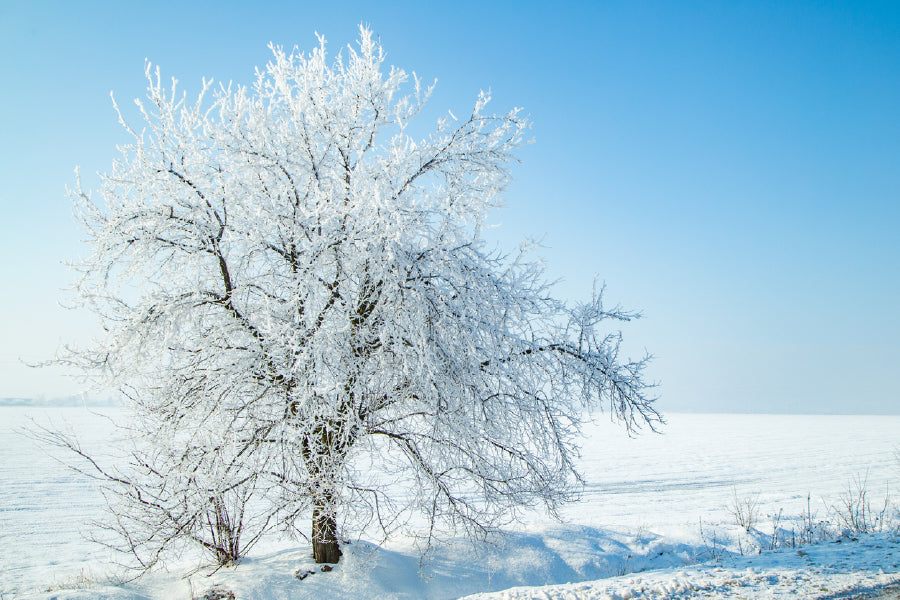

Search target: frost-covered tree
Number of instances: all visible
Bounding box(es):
[65,26,659,566]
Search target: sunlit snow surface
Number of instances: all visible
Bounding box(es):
[2,408,899,599]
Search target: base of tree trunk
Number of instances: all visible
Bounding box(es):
[312,538,342,564]
[312,509,342,564]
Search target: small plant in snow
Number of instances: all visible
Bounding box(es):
[795,493,830,546]
[729,488,760,532]
[697,518,729,562]
[42,568,99,592]
[767,508,784,550]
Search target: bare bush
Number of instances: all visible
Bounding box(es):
[830,473,893,535]
[795,493,831,546]
[729,488,761,532]
[30,420,274,574]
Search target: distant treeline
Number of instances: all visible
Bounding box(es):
[0,397,121,407]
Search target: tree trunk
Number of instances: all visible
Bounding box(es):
[312,505,341,563]
[304,420,348,564]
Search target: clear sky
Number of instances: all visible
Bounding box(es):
[1,1,898,413]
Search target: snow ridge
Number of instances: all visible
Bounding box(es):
[460,533,900,600]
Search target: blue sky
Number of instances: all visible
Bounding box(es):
[1,1,898,413]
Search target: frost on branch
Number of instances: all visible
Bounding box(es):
[60,25,659,569]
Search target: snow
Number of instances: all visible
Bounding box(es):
[3,408,899,599]
[460,533,900,599]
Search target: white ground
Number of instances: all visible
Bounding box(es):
[2,408,899,599]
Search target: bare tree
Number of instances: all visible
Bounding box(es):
[62,26,659,567]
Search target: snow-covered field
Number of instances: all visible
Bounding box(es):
[2,407,899,599]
